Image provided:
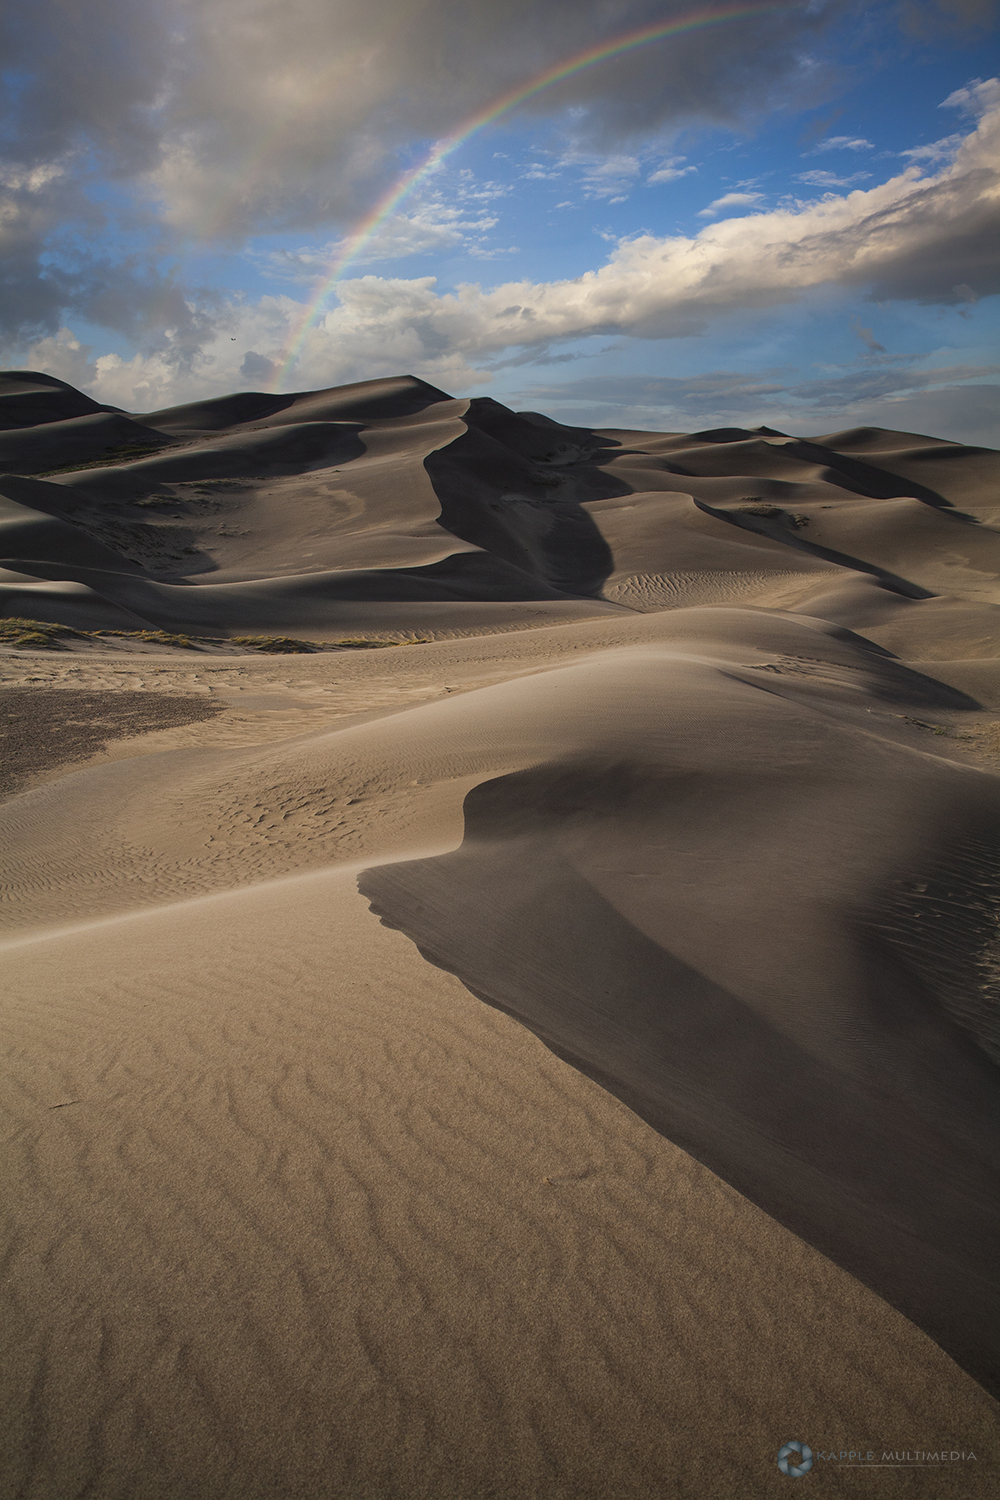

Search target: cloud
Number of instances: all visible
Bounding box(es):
[266,92,1000,385]
[647,157,697,184]
[697,191,765,217]
[11,84,999,411]
[0,153,223,354]
[1,0,855,247]
[556,152,642,200]
[851,316,887,354]
[253,201,504,282]
[901,134,966,163]
[796,169,872,187]
[240,351,277,383]
[527,371,790,415]
[940,76,1000,116]
[791,362,1000,405]
[808,135,874,153]
[515,365,1000,446]
[522,362,1000,415]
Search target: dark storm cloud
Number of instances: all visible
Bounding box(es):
[2,0,855,241]
[898,0,1000,37]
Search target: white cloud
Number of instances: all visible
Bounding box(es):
[647,157,697,184]
[557,152,642,200]
[901,134,965,163]
[796,169,872,187]
[941,76,1000,116]
[252,199,504,282]
[697,191,765,217]
[808,135,874,153]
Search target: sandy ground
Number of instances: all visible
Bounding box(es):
[2,372,999,1497]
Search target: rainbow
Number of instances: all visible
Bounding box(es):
[270,2,786,390]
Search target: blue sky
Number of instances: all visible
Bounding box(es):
[2,0,997,442]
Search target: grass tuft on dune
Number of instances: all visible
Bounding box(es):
[0,616,427,653]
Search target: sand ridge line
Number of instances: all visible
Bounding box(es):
[0,847,456,953]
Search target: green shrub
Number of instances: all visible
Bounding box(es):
[1,617,429,654]
[0,617,75,648]
[231,635,317,654]
[97,629,197,648]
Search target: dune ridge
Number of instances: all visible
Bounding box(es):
[2,370,999,1496]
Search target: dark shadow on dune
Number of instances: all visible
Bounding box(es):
[0,413,174,477]
[0,550,596,631]
[0,370,122,430]
[675,426,789,444]
[142,391,300,432]
[693,497,937,600]
[425,400,630,598]
[670,424,961,512]
[360,759,1000,1398]
[728,655,981,712]
[785,438,963,512]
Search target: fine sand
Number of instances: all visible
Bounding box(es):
[2,370,999,1497]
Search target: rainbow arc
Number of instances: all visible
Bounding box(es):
[270,2,785,390]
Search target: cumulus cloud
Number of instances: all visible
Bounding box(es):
[0,153,222,351]
[0,0,863,359]
[901,134,966,163]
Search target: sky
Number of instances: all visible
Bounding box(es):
[1,0,998,443]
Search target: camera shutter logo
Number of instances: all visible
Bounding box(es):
[778,1441,814,1477]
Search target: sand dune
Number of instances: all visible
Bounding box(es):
[2,370,999,1496]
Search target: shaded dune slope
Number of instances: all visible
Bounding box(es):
[358,636,1000,1392]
